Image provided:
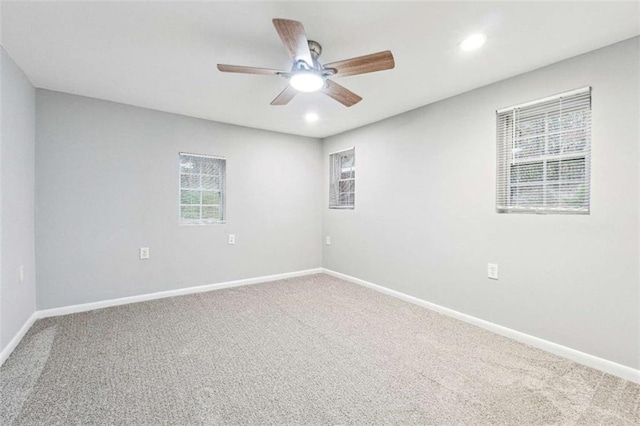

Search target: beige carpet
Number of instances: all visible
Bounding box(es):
[1,273,638,425]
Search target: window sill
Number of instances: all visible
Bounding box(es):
[179,221,226,226]
[497,208,589,215]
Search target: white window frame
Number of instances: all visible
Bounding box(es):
[329,147,355,209]
[179,152,226,225]
[496,87,591,215]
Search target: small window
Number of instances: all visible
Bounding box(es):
[329,148,355,209]
[179,153,225,224]
[496,87,591,214]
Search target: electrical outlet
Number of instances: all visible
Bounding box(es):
[140,247,150,259]
[487,263,499,280]
[325,236,331,245]
[228,234,236,245]
[19,265,24,283]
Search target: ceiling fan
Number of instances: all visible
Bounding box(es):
[217,19,395,107]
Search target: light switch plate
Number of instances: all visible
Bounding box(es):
[487,263,499,280]
[228,234,236,245]
[325,236,331,245]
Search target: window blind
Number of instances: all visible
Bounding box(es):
[496,87,591,214]
[179,153,226,224]
[329,148,355,209]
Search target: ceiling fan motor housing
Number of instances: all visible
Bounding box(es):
[308,40,322,60]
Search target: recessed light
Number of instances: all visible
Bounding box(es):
[460,34,486,51]
[305,112,319,123]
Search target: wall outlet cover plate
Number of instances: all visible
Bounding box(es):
[140,247,150,259]
[488,263,499,280]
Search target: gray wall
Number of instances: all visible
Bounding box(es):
[36,90,323,309]
[322,37,639,369]
[1,48,36,350]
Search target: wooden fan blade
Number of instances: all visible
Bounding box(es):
[270,85,297,106]
[272,19,313,66]
[324,51,395,78]
[217,64,284,75]
[322,80,362,107]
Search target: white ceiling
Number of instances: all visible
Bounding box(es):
[2,1,638,138]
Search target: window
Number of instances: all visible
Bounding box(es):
[496,87,591,214]
[179,153,225,224]
[329,148,355,209]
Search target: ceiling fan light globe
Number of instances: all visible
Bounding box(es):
[290,72,324,92]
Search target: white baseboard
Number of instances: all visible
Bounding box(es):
[1,268,322,365]
[0,311,39,366]
[4,267,638,384]
[37,268,323,318]
[322,268,640,384]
